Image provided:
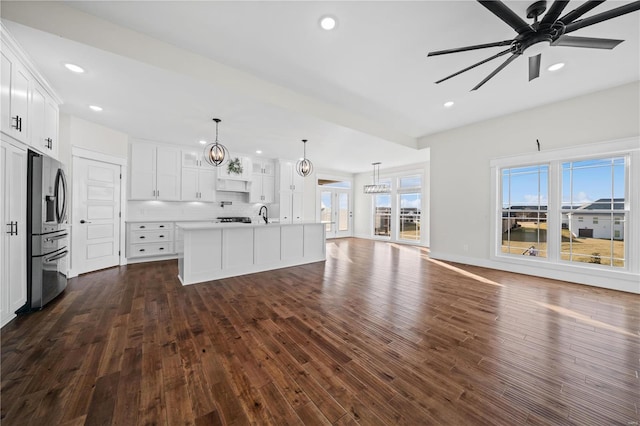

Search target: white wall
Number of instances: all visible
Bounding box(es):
[58,114,129,167]
[418,81,640,292]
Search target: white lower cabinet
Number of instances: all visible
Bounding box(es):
[1,139,27,328]
[126,222,174,259]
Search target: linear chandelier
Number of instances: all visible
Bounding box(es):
[363,162,390,194]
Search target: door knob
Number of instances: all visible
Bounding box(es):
[80,220,92,224]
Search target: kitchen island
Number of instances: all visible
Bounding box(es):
[176,221,326,285]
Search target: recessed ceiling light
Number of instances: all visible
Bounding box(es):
[199,140,207,145]
[89,105,103,112]
[319,15,337,31]
[256,150,262,154]
[548,62,565,72]
[444,101,455,108]
[64,63,85,73]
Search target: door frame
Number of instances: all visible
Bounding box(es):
[69,146,127,278]
[316,174,353,239]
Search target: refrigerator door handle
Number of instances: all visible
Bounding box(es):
[44,232,69,242]
[54,168,68,224]
[44,250,68,263]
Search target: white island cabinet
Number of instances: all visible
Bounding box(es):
[176,222,325,285]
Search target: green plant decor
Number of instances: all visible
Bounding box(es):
[227,157,243,175]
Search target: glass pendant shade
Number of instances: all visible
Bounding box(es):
[203,118,230,167]
[296,139,314,177]
[363,162,390,194]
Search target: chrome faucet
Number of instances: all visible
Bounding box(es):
[258,205,268,224]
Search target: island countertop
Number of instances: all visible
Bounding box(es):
[175,221,321,230]
[177,221,326,285]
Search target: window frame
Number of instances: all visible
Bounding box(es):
[370,171,425,245]
[490,138,639,279]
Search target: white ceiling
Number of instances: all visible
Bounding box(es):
[2,1,639,173]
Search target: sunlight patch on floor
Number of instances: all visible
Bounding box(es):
[536,301,637,338]
[426,257,504,287]
[326,242,354,263]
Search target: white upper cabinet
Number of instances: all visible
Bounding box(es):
[181,167,217,202]
[29,80,59,159]
[130,142,181,200]
[278,160,304,193]
[1,43,30,145]
[252,159,274,176]
[276,159,306,223]
[1,26,61,155]
[249,159,275,203]
[181,149,210,169]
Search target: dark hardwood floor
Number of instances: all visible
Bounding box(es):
[2,238,639,425]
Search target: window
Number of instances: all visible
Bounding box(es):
[493,146,634,273]
[370,174,424,243]
[399,193,421,241]
[501,165,548,258]
[562,157,626,267]
[373,191,391,237]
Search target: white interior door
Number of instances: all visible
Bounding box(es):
[73,156,121,274]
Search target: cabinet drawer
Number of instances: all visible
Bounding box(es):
[128,242,173,258]
[130,229,172,243]
[130,222,172,231]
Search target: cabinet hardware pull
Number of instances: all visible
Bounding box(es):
[159,247,164,250]
[45,138,53,149]
[159,235,164,238]
[80,219,92,224]
[140,236,145,239]
[12,116,22,132]
[6,222,15,235]
[159,225,164,228]
[139,249,145,252]
[140,226,146,229]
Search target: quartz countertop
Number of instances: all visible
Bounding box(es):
[176,221,321,230]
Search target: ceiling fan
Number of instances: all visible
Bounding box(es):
[428,0,640,90]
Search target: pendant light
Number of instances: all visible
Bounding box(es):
[363,162,390,194]
[296,139,314,177]
[203,118,230,167]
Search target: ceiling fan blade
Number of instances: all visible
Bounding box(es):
[558,0,605,24]
[428,40,513,57]
[565,1,640,33]
[540,0,570,27]
[477,1,533,34]
[529,54,541,81]
[552,35,624,49]
[471,53,520,91]
[435,47,513,84]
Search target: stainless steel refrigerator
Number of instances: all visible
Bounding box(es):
[19,150,69,312]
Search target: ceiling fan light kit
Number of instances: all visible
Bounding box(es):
[428,0,640,90]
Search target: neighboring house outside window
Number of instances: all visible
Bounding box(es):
[493,149,632,270]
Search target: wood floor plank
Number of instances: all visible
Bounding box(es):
[2,237,638,425]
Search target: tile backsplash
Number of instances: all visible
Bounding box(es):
[127,193,272,222]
